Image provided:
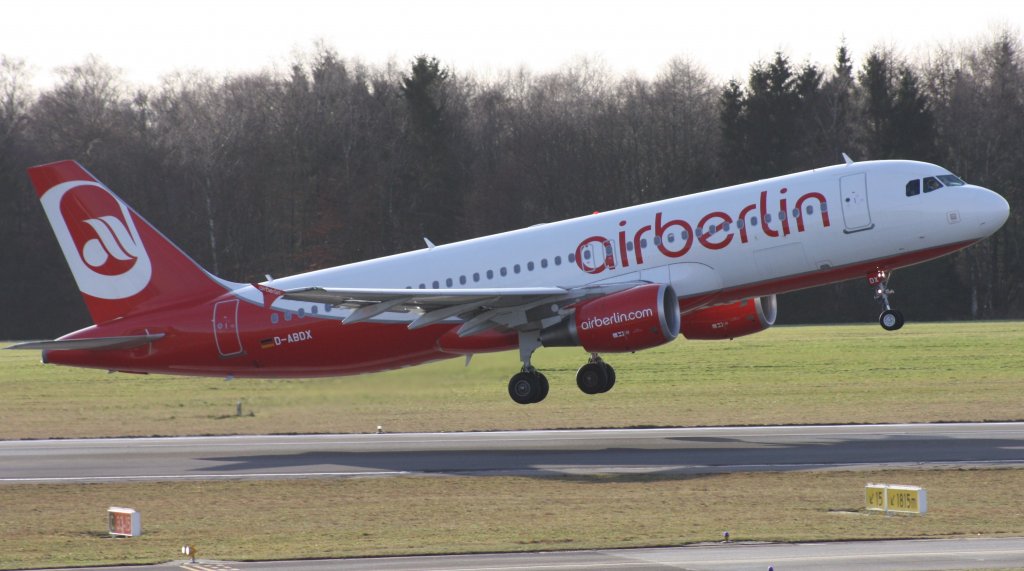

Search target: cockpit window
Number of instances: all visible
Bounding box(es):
[905,179,921,197]
[923,176,942,192]
[937,174,965,187]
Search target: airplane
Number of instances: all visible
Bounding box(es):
[8,156,1009,404]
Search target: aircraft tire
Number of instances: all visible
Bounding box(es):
[509,371,548,404]
[600,363,616,393]
[577,363,609,395]
[879,309,904,331]
[532,373,549,403]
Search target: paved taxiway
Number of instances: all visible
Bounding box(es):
[42,538,1024,570]
[3,422,1024,483]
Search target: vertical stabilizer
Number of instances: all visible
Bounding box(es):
[28,160,231,324]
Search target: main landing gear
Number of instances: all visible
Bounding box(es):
[508,368,549,405]
[868,269,904,331]
[576,354,616,395]
[508,334,616,404]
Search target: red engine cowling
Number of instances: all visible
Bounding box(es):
[680,295,777,340]
[540,283,681,353]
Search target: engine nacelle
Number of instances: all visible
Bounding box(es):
[540,283,681,353]
[680,295,777,340]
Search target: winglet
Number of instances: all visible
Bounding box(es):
[253,282,285,308]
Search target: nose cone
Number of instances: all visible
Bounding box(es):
[975,186,1011,235]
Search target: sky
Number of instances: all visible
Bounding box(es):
[3,0,1021,88]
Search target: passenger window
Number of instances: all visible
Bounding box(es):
[924,177,942,192]
[500,267,507,277]
[737,219,745,230]
[805,204,814,215]
[906,179,921,196]
[459,275,466,285]
[486,269,494,279]
[540,259,548,268]
[473,272,480,282]
[419,283,426,289]
[640,239,648,248]
[271,313,279,324]
[432,280,439,288]
[514,264,521,274]
[527,261,534,271]
[654,235,662,245]
[779,211,786,221]
[554,256,562,266]
[667,232,676,243]
[792,208,800,219]
[568,253,576,264]
[750,216,758,227]
[626,241,634,251]
[446,278,453,287]
[764,213,773,224]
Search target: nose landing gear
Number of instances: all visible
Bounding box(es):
[868,269,904,331]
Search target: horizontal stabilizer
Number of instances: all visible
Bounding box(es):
[6,333,165,351]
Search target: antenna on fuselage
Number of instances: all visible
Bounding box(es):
[423,237,436,250]
[842,152,855,165]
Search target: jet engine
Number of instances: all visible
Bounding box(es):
[680,295,777,340]
[540,283,681,353]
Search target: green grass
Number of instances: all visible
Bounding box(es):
[3,322,1023,439]
[2,468,1023,569]
[2,322,1024,569]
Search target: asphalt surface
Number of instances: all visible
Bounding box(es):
[40,538,1024,570]
[3,422,1024,483]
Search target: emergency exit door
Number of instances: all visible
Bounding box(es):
[213,299,244,357]
[839,173,874,232]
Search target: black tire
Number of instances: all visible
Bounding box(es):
[532,373,549,403]
[508,372,538,404]
[576,363,608,395]
[600,363,616,393]
[879,309,904,331]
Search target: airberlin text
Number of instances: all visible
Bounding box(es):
[579,308,655,331]
[575,189,830,274]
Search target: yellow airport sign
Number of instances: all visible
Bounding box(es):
[866,483,927,515]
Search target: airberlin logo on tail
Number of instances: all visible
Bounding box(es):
[40,181,152,300]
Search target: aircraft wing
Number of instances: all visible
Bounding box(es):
[282,283,640,336]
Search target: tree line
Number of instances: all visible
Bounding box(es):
[1,31,1021,339]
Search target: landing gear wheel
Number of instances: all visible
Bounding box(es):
[600,363,616,393]
[508,371,549,404]
[533,373,549,403]
[879,309,904,331]
[577,362,610,395]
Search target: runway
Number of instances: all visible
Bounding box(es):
[41,537,1024,570]
[3,422,1024,483]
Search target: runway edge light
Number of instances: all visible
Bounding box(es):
[866,483,927,515]
[107,507,141,537]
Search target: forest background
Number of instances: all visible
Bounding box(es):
[1,31,1021,338]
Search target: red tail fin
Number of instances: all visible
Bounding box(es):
[28,160,231,324]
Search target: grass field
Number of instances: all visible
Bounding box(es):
[2,322,1023,569]
[2,321,1023,439]
[3,468,1024,569]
